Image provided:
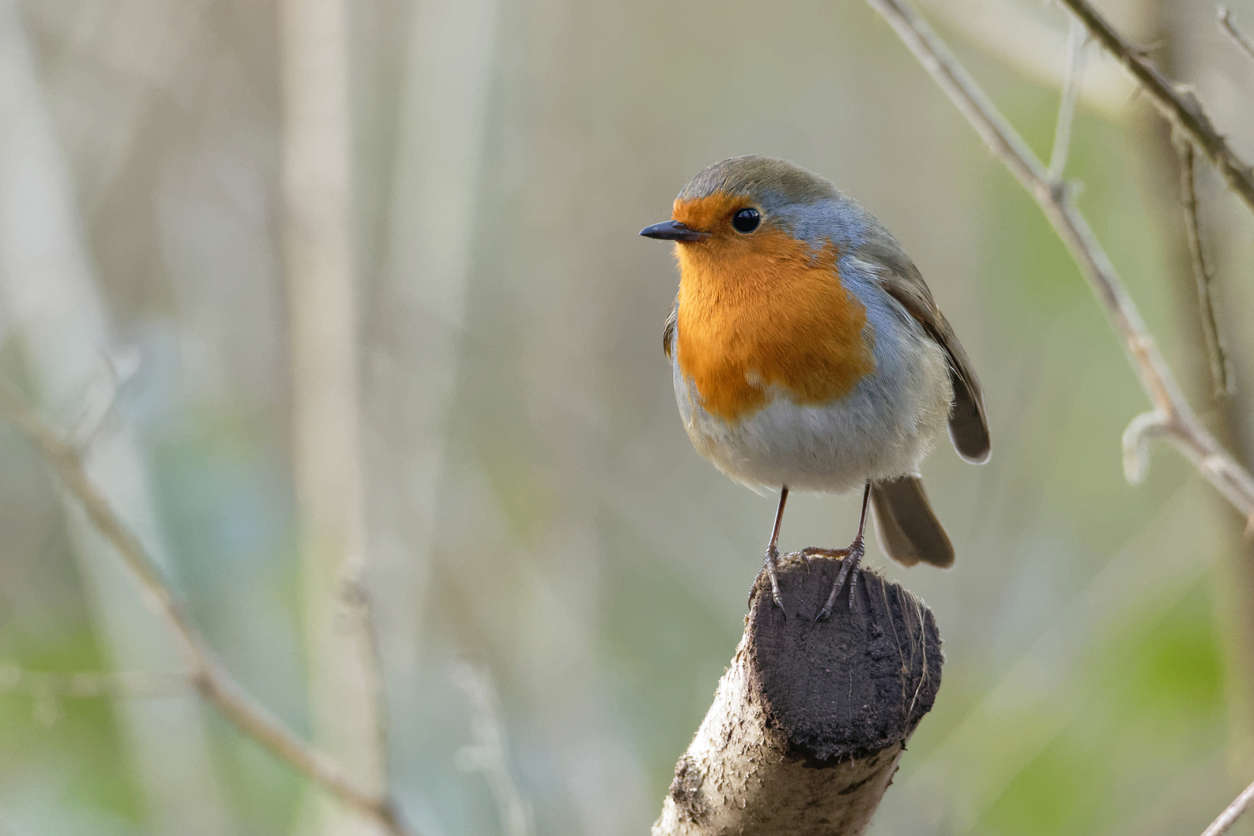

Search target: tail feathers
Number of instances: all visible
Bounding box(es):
[870,476,954,568]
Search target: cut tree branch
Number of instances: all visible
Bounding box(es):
[865,0,1254,524]
[1202,777,1254,836]
[1055,0,1254,218]
[653,556,941,835]
[0,381,415,836]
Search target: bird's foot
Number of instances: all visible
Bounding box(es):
[813,536,865,622]
[752,545,787,617]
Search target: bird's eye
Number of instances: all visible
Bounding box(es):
[732,207,761,233]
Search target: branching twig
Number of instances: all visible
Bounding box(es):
[1048,19,1088,181]
[918,0,1130,116]
[1202,777,1254,836]
[0,381,415,836]
[1219,7,1254,64]
[864,0,1254,521]
[1055,0,1254,218]
[1175,137,1233,397]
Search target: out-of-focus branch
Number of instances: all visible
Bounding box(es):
[453,665,534,836]
[1048,19,1088,181]
[277,0,394,834]
[1055,0,1254,218]
[0,665,188,700]
[865,0,1254,524]
[0,382,415,836]
[1202,777,1254,836]
[68,349,138,452]
[918,0,1132,116]
[0,664,186,726]
[0,5,231,826]
[1174,137,1233,397]
[1219,7,1254,63]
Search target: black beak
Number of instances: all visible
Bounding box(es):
[639,220,709,241]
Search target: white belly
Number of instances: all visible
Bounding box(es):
[672,326,952,494]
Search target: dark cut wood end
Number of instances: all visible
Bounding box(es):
[653,553,943,835]
[748,553,943,763]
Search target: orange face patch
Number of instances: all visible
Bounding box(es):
[673,194,873,422]
[673,192,752,233]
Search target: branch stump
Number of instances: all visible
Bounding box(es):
[653,554,942,835]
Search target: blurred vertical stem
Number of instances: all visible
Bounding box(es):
[278,1,389,834]
[370,0,501,713]
[1137,0,1254,765]
[0,2,233,832]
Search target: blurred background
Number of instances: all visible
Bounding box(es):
[2,0,1254,833]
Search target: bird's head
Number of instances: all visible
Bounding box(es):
[640,156,854,275]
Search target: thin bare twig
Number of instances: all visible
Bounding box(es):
[0,664,189,700]
[864,0,1254,521]
[69,349,139,452]
[453,664,534,836]
[0,381,415,836]
[0,665,188,727]
[339,573,397,797]
[1202,777,1254,836]
[1049,18,1088,181]
[1121,410,1172,485]
[1055,0,1254,218]
[1175,137,1233,397]
[1219,7,1254,63]
[918,0,1131,116]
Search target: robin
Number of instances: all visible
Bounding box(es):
[641,155,989,621]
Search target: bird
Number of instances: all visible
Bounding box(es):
[640,155,989,621]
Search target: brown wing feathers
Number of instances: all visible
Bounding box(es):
[865,238,991,464]
[887,279,989,462]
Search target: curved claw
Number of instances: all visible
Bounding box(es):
[816,538,865,622]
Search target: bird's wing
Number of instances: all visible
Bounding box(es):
[663,301,677,358]
[861,234,991,463]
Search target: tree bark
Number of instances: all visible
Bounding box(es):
[653,555,942,836]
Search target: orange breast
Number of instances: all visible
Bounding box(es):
[675,226,874,423]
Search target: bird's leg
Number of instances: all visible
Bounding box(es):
[814,481,872,622]
[753,487,789,612]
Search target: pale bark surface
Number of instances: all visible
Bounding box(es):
[654,555,941,836]
[278,2,386,833]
